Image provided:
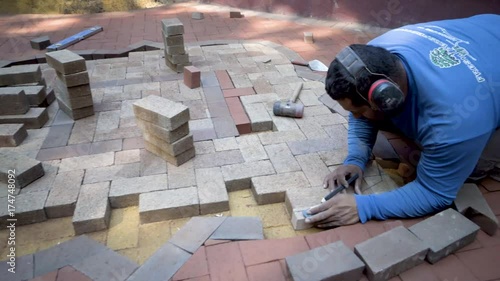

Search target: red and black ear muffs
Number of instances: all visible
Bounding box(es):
[335,47,405,116]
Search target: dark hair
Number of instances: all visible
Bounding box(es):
[325,44,401,107]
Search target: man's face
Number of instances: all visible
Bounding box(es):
[337,98,385,120]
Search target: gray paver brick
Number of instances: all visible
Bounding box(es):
[285,186,330,220]
[258,130,306,145]
[271,114,300,131]
[0,190,48,226]
[324,124,349,144]
[0,124,27,147]
[139,186,199,223]
[109,174,168,208]
[221,160,275,191]
[194,140,215,155]
[210,217,264,240]
[354,226,429,281]
[0,107,48,129]
[454,183,499,236]
[10,85,46,106]
[89,139,123,155]
[57,98,94,121]
[55,89,93,110]
[288,138,344,155]
[83,163,140,184]
[145,141,195,167]
[213,137,239,151]
[161,18,185,36]
[0,150,44,188]
[167,160,196,189]
[144,132,194,156]
[44,170,84,218]
[140,149,167,176]
[194,149,245,169]
[70,248,138,281]
[127,242,191,281]
[133,95,190,131]
[137,118,190,144]
[72,182,111,235]
[244,103,273,132]
[296,153,331,187]
[0,253,33,280]
[0,65,42,87]
[56,70,90,87]
[286,241,365,281]
[295,119,329,139]
[251,171,310,205]
[19,161,59,194]
[45,50,87,75]
[196,167,229,215]
[0,88,30,115]
[318,149,348,166]
[59,151,114,172]
[96,110,120,132]
[264,143,301,173]
[170,216,226,253]
[115,149,141,165]
[408,208,480,264]
[291,209,313,230]
[41,123,73,149]
[237,134,268,162]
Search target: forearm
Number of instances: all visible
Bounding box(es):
[344,113,378,170]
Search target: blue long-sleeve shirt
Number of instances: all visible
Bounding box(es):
[346,14,500,223]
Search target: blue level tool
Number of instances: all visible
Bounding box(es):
[46,26,104,52]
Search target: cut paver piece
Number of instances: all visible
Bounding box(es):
[303,32,314,44]
[109,174,168,208]
[161,18,185,36]
[45,50,87,75]
[133,95,190,131]
[221,160,276,191]
[70,248,138,281]
[192,12,204,19]
[0,190,48,227]
[0,123,27,147]
[0,65,42,87]
[244,102,273,132]
[136,118,189,143]
[139,186,199,223]
[210,217,264,240]
[41,123,73,149]
[170,216,226,254]
[230,11,243,18]
[0,253,34,280]
[286,241,365,281]
[72,182,111,235]
[0,88,30,115]
[44,170,84,218]
[127,242,191,281]
[0,107,49,129]
[184,66,201,89]
[33,235,108,277]
[354,226,429,281]
[251,171,310,205]
[408,208,479,264]
[196,167,230,214]
[30,35,51,50]
[10,85,47,106]
[454,183,499,236]
[291,209,313,230]
[0,150,44,188]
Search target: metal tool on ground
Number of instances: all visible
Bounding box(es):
[273,82,304,118]
[322,173,360,203]
[47,26,104,52]
[291,59,329,71]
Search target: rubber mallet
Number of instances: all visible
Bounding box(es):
[273,82,304,118]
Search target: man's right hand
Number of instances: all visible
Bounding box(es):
[323,164,364,194]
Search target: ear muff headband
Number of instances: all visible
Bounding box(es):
[368,79,390,101]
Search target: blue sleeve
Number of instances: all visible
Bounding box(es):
[355,133,492,222]
[343,113,378,171]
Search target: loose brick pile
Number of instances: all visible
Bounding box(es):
[133,95,194,166]
[162,18,191,73]
[46,50,95,120]
[0,65,52,132]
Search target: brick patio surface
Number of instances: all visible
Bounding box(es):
[0,2,499,281]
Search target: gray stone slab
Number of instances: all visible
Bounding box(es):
[170,216,226,253]
[167,160,196,189]
[210,217,264,240]
[9,85,46,106]
[72,182,111,235]
[288,138,345,155]
[0,65,42,87]
[40,123,73,149]
[251,171,310,205]
[139,186,199,223]
[0,190,48,227]
[19,161,59,194]
[196,167,229,215]
[133,95,189,131]
[136,118,189,143]
[454,183,499,236]
[286,241,365,281]
[44,170,84,218]
[194,150,245,169]
[33,235,108,277]
[0,254,33,281]
[70,248,138,281]
[56,70,90,87]
[0,124,27,147]
[0,107,49,129]
[45,50,87,75]
[127,242,191,281]
[0,88,30,115]
[161,18,185,36]
[140,149,167,176]
[0,150,44,188]
[83,163,140,185]
[221,160,276,191]
[212,116,239,139]
[52,110,75,126]
[354,226,429,281]
[109,174,168,208]
[408,208,479,264]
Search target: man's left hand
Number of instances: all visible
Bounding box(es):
[305,194,359,228]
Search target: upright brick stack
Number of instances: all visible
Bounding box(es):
[162,18,190,73]
[133,95,194,166]
[45,50,94,120]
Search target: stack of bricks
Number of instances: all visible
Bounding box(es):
[133,95,194,166]
[45,50,94,120]
[162,18,190,73]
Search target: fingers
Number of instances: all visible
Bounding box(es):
[354,177,362,194]
[305,207,333,224]
[306,201,330,216]
[317,220,343,229]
